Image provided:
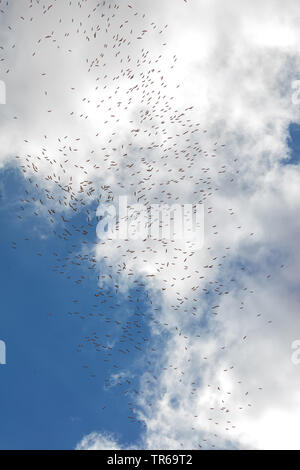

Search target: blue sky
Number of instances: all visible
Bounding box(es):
[286,123,300,165]
[0,168,151,449]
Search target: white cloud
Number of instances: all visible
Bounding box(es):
[76,432,123,450]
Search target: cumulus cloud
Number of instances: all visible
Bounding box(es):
[76,432,123,450]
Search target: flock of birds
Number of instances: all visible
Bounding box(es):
[1,0,283,449]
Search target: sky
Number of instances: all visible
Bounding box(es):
[0,0,300,451]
